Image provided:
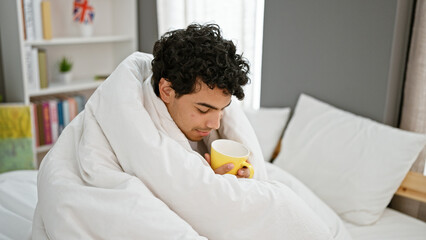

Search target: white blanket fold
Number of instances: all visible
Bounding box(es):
[33,52,334,240]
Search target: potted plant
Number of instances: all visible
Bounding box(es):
[58,57,73,84]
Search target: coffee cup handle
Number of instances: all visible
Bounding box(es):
[241,161,254,179]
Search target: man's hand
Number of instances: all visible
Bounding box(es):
[204,153,251,178]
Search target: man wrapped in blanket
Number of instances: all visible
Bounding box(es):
[151,24,252,178]
[33,23,350,239]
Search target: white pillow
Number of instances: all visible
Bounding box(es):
[244,107,291,161]
[274,94,426,225]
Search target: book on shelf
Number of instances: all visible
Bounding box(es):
[62,98,70,127]
[57,99,64,135]
[31,103,39,147]
[74,95,86,113]
[32,0,43,40]
[41,0,52,40]
[38,49,48,89]
[25,47,34,90]
[67,97,77,121]
[20,0,27,40]
[49,99,59,143]
[22,0,36,40]
[25,46,41,91]
[42,101,52,145]
[0,104,35,173]
[32,48,41,91]
[35,101,45,146]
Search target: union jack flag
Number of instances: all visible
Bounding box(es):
[73,0,95,24]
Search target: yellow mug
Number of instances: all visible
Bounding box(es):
[211,139,254,178]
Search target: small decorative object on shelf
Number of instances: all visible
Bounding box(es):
[58,57,73,84]
[94,74,109,81]
[73,0,95,37]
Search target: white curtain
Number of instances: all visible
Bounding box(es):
[156,0,265,110]
[400,0,426,175]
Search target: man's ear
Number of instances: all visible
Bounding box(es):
[158,78,175,103]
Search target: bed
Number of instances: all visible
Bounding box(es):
[1,170,426,239]
[1,93,426,239]
[346,208,426,240]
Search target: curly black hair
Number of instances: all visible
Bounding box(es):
[151,23,250,100]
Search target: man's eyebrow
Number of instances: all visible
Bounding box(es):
[196,100,232,110]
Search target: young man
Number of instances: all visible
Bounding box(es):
[34,24,335,240]
[151,23,252,178]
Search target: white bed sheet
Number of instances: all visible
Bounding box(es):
[345,208,426,240]
[1,170,426,240]
[0,170,37,240]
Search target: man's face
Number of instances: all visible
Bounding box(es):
[159,78,232,141]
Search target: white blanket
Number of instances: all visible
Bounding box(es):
[33,52,334,239]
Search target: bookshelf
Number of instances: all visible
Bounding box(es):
[0,0,138,165]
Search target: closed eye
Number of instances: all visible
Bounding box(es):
[197,108,209,114]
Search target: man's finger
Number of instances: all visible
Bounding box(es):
[237,167,250,178]
[214,163,234,175]
[204,153,211,165]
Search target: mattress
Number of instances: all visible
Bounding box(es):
[345,208,426,240]
[1,170,425,239]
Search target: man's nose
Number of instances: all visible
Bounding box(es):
[206,111,222,130]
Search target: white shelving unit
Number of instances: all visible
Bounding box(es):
[28,80,104,97]
[0,0,138,163]
[26,35,133,46]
